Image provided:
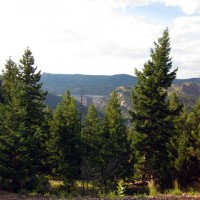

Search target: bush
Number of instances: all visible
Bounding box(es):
[35,175,50,194]
[24,175,50,194]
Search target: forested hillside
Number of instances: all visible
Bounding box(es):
[41,72,199,96]
[0,29,199,199]
[41,73,136,95]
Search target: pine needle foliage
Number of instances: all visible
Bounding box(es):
[130,29,178,190]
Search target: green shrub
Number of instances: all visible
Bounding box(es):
[148,181,159,196]
[107,191,116,200]
[35,175,50,194]
[117,180,125,197]
[169,180,182,195]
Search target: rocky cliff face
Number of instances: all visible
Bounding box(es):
[170,82,200,97]
[169,83,200,110]
[94,83,200,119]
[44,81,200,118]
[180,82,200,97]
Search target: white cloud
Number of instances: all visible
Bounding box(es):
[0,0,164,75]
[105,0,200,15]
[0,0,199,78]
[170,16,200,78]
[107,0,159,8]
[164,0,200,15]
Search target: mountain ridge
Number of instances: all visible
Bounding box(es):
[41,72,199,96]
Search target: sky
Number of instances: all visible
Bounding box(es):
[0,0,200,78]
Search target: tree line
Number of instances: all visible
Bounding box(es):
[0,29,199,195]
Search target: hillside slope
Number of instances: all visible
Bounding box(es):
[41,73,136,95]
[94,82,200,119]
[41,72,199,96]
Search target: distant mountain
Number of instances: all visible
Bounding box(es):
[41,73,137,95]
[42,73,199,115]
[173,78,200,84]
[41,72,199,96]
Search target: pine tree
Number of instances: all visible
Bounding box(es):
[167,92,183,181]
[1,58,19,102]
[17,48,48,190]
[100,91,133,192]
[50,90,81,192]
[175,98,200,189]
[81,103,102,191]
[18,48,47,129]
[0,58,26,191]
[130,29,177,190]
[0,50,48,192]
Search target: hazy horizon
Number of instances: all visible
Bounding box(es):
[41,72,199,80]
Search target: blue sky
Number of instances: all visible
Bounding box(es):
[0,0,200,78]
[126,3,185,23]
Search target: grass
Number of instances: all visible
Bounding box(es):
[166,180,182,195]
[167,188,182,195]
[148,180,159,196]
[47,178,200,199]
[49,180,64,189]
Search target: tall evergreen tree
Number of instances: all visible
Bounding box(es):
[100,91,133,191]
[130,29,177,190]
[50,90,81,191]
[0,49,48,191]
[81,103,102,192]
[18,48,47,129]
[0,58,26,191]
[17,48,48,188]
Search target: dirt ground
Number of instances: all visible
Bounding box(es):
[0,191,200,200]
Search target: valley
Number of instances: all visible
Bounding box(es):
[43,73,200,114]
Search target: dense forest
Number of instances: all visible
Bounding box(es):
[0,29,199,198]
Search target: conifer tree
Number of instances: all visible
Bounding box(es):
[167,92,183,180]
[100,91,133,191]
[1,58,19,101]
[130,29,177,190]
[50,90,81,191]
[81,103,102,191]
[17,48,48,188]
[174,98,200,189]
[0,49,48,191]
[18,48,47,128]
[0,58,26,191]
